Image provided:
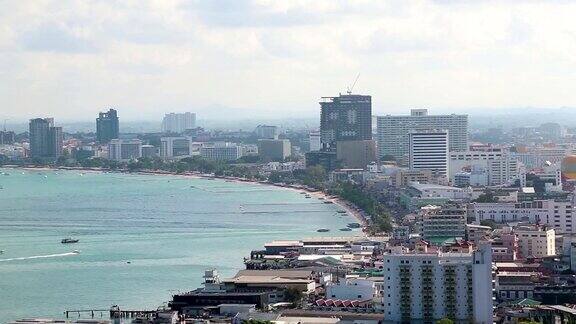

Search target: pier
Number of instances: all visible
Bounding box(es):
[64,306,156,320]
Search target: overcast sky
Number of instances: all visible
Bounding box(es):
[2,0,576,122]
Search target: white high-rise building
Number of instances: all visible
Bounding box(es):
[409,130,449,177]
[162,112,196,133]
[377,109,468,161]
[515,225,555,258]
[108,139,142,161]
[449,149,525,186]
[381,244,493,323]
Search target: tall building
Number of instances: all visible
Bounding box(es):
[336,140,377,169]
[377,109,468,161]
[258,139,291,161]
[29,118,63,159]
[96,109,119,143]
[515,225,555,258]
[381,244,493,323]
[162,112,196,133]
[320,94,372,150]
[108,139,142,161]
[254,125,278,140]
[0,131,15,145]
[308,131,321,152]
[420,204,466,240]
[409,130,449,177]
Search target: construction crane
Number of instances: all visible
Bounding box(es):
[346,73,360,95]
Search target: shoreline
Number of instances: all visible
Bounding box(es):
[1,165,370,236]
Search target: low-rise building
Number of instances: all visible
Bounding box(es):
[200,142,242,161]
[515,225,556,258]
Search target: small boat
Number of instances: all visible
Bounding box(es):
[347,223,361,228]
[318,197,324,200]
[316,228,330,233]
[339,228,352,232]
[323,201,334,204]
[61,238,79,244]
[337,210,347,214]
[304,195,312,199]
[72,250,81,254]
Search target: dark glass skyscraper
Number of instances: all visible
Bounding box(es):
[29,118,63,159]
[96,109,119,143]
[319,94,372,150]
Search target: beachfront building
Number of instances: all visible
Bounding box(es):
[257,139,291,161]
[162,112,196,134]
[325,277,376,301]
[108,139,142,161]
[200,142,242,161]
[381,244,493,323]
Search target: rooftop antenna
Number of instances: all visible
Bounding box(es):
[346,73,360,95]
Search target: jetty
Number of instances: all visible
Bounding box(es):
[64,306,155,320]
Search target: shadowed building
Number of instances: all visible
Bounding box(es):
[96,109,119,143]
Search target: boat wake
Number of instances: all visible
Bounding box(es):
[0,252,79,262]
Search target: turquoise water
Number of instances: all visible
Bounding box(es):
[0,169,354,322]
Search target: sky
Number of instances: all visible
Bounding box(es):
[2,0,576,122]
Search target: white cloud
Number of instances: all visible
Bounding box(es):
[2,0,576,122]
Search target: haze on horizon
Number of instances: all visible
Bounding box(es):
[2,0,576,122]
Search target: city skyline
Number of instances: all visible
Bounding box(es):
[3,1,576,121]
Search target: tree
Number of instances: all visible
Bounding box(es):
[284,287,303,307]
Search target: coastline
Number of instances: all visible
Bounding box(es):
[1,165,370,235]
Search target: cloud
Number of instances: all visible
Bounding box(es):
[19,23,97,53]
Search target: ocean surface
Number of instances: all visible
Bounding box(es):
[0,168,355,322]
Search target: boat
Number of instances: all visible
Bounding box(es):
[323,201,334,204]
[339,228,352,232]
[337,210,347,214]
[61,238,79,244]
[305,195,311,199]
[347,223,361,228]
[318,197,324,200]
[316,228,330,232]
[72,250,81,254]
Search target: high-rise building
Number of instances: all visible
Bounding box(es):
[29,118,63,159]
[96,109,119,143]
[381,244,493,323]
[258,139,291,161]
[162,112,196,134]
[0,131,15,145]
[409,130,449,177]
[377,109,468,161]
[254,125,278,140]
[320,94,372,150]
[108,139,142,161]
[336,140,377,169]
[420,204,466,240]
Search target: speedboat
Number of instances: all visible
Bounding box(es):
[72,250,81,254]
[339,228,352,232]
[347,223,361,228]
[316,228,330,233]
[61,238,79,244]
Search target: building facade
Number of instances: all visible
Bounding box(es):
[409,130,449,177]
[161,137,192,158]
[108,139,142,161]
[320,94,372,150]
[96,108,119,143]
[162,112,196,134]
[336,140,377,169]
[254,125,278,140]
[200,142,242,161]
[377,109,468,161]
[420,205,467,241]
[515,225,556,258]
[29,118,63,159]
[258,139,291,161]
[381,245,493,323]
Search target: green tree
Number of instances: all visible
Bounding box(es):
[436,319,454,324]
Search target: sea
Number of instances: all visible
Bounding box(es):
[0,168,356,322]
